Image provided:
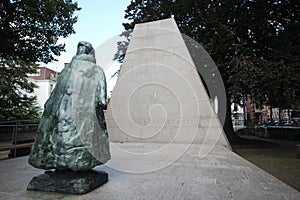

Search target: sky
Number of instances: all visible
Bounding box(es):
[47,0,131,72]
[45,0,132,95]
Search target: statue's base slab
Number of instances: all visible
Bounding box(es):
[27,169,108,194]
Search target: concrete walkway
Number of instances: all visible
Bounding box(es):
[0,143,300,200]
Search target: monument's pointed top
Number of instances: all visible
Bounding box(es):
[135,18,179,33]
[136,18,176,27]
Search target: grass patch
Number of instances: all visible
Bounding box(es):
[237,149,296,159]
[235,148,300,192]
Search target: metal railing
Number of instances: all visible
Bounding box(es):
[0,120,39,158]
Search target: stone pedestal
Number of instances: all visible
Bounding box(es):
[27,170,108,194]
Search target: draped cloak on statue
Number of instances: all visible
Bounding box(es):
[28,42,111,171]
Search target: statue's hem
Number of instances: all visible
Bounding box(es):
[27,169,108,194]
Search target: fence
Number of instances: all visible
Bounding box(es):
[0,120,39,158]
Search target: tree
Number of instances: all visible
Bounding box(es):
[0,60,40,121]
[0,0,81,121]
[116,0,300,142]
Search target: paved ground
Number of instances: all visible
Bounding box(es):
[0,143,300,200]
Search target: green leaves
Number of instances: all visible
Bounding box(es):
[0,0,80,121]
[0,0,80,63]
[0,60,40,121]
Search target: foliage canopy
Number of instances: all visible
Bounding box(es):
[117,0,300,110]
[0,0,80,121]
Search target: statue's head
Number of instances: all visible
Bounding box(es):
[76,41,95,56]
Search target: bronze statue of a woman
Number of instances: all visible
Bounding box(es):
[28,41,110,194]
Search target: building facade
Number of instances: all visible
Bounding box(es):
[28,67,58,113]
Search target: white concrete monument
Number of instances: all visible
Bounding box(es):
[106,18,230,149]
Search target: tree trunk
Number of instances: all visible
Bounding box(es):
[223,99,242,145]
[270,106,273,122]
